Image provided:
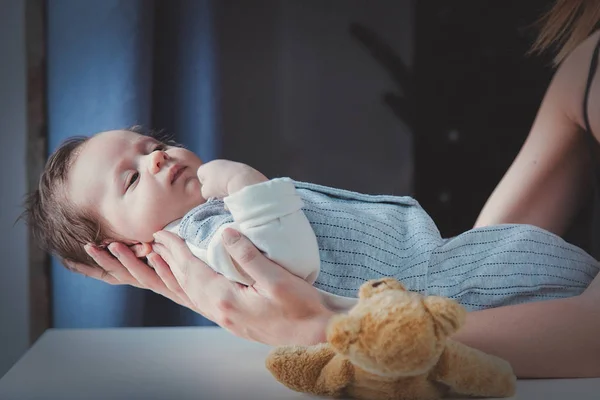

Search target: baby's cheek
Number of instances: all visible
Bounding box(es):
[145,202,177,237]
[124,219,154,243]
[129,202,164,242]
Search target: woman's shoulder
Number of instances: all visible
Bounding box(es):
[556,29,600,68]
[559,30,600,132]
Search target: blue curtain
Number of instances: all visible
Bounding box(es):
[47,0,218,328]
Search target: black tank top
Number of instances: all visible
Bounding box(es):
[584,36,600,154]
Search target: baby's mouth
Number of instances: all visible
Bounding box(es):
[170,165,187,184]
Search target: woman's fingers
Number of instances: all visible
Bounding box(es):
[64,259,121,285]
[98,241,200,313]
[147,252,180,293]
[148,248,219,323]
[147,252,194,309]
[107,242,165,291]
[153,230,222,288]
[84,244,137,284]
[152,230,193,258]
[77,239,223,326]
[220,228,287,291]
[150,242,175,274]
[152,230,234,320]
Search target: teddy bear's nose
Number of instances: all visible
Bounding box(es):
[372,281,385,288]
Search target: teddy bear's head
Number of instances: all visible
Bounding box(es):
[326,278,466,378]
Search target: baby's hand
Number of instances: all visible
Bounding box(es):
[197,159,268,199]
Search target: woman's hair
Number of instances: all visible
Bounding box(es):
[530,0,600,65]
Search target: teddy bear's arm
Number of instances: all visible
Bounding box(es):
[266,343,354,397]
[431,340,516,398]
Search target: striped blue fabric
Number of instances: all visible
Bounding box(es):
[179,180,600,311]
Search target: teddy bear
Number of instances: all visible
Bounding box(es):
[266,278,516,400]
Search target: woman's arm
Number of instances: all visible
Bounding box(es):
[77,231,600,377]
[466,32,600,378]
[452,282,600,378]
[475,32,600,235]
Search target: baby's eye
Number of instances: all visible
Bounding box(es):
[154,143,167,152]
[127,172,139,189]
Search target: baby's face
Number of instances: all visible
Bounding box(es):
[68,130,204,244]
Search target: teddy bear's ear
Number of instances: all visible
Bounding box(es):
[326,314,361,356]
[423,296,466,336]
[358,278,406,299]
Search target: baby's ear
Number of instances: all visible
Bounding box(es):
[130,242,152,258]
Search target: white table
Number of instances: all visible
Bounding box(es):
[0,327,598,400]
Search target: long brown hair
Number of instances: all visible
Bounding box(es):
[531,0,600,65]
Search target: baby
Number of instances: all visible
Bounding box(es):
[24,128,600,311]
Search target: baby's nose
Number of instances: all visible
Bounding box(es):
[149,150,167,174]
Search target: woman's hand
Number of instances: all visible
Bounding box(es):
[66,243,197,312]
[68,229,333,346]
[151,228,334,346]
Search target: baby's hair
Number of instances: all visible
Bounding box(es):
[21,135,103,271]
[20,126,178,273]
[530,0,600,65]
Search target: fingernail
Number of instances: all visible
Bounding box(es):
[222,228,241,245]
[153,232,160,240]
[108,244,120,258]
[85,244,100,257]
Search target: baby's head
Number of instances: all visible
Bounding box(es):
[23,127,204,270]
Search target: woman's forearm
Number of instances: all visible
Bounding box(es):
[451,295,600,378]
